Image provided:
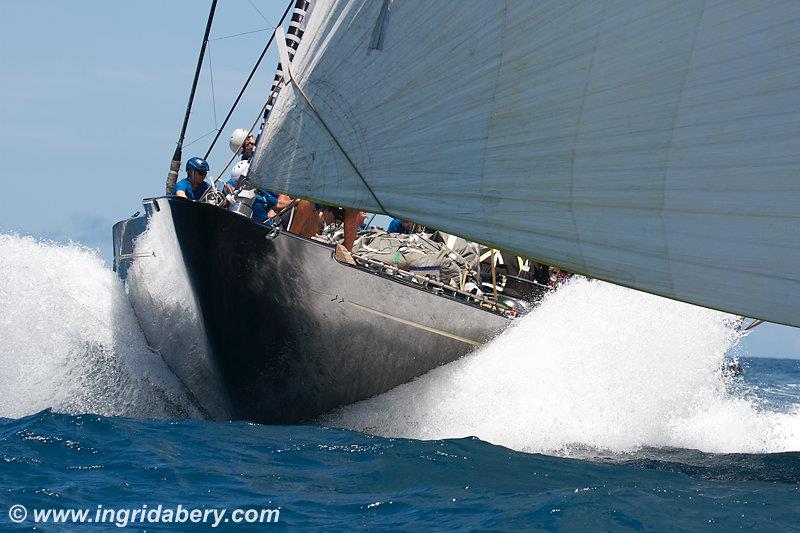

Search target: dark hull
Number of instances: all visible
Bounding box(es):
[114,197,511,423]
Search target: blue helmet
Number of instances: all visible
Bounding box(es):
[186,157,209,173]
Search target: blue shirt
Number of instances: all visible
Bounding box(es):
[173,178,210,201]
[387,218,410,234]
[226,179,278,223]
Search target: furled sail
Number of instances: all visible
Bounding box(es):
[250,0,800,327]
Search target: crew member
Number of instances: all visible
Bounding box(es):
[174,157,210,200]
[228,129,254,160]
[287,199,320,237]
[225,161,278,223]
[342,209,368,251]
[241,135,256,160]
[387,218,412,234]
[264,194,318,236]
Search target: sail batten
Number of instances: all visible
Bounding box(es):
[251,0,800,327]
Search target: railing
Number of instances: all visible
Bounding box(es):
[346,251,516,316]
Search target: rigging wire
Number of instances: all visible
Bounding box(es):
[202,0,389,219]
[203,0,294,160]
[184,128,219,149]
[247,0,273,25]
[164,0,218,194]
[210,28,271,41]
[206,41,219,129]
[207,70,288,195]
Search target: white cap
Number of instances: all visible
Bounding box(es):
[229,128,249,154]
[230,160,250,181]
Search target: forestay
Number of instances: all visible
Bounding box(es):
[250,0,800,327]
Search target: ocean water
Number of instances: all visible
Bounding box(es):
[1,234,800,531]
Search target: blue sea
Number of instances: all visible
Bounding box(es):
[2,235,800,531]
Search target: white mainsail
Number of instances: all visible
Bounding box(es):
[250,0,800,327]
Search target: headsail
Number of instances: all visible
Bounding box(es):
[250,0,800,327]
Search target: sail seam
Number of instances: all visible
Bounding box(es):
[568,0,609,273]
[478,1,510,245]
[659,1,707,295]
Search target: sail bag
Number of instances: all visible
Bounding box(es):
[353,230,477,286]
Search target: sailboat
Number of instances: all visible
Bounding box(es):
[114,0,800,423]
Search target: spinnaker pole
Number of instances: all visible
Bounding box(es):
[164,0,219,195]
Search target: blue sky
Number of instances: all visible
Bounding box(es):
[1,1,798,359]
[0,1,282,256]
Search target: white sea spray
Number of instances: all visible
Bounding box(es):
[325,278,800,455]
[0,234,198,419]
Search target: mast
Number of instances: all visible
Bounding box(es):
[164,0,219,195]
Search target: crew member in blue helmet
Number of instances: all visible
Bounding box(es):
[387,218,412,234]
[174,157,211,200]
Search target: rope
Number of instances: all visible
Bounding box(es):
[285,61,393,217]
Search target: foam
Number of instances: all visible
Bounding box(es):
[324,278,800,455]
[0,234,199,419]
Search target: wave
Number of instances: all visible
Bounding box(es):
[0,234,199,419]
[324,278,800,456]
